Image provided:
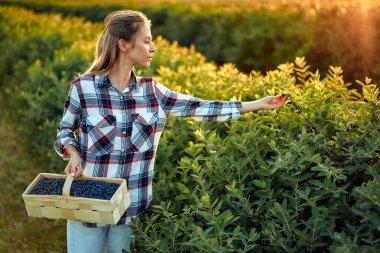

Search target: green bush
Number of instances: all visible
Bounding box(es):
[1,0,379,85]
[1,6,379,252]
[133,61,380,252]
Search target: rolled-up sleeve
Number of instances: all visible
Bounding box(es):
[54,81,81,158]
[154,80,242,122]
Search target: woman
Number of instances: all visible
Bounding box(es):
[54,10,287,253]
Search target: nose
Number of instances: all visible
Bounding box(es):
[150,43,156,53]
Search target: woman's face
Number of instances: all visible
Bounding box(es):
[125,22,156,68]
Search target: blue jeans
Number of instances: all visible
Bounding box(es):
[66,220,133,253]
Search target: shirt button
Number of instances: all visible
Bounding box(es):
[120,96,123,99]
[122,112,126,116]
[123,131,126,135]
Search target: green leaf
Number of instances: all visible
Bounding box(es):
[311,206,320,220]
[163,210,171,217]
[253,179,267,189]
[249,228,260,242]
[311,164,329,172]
[153,240,161,247]
[233,225,241,235]
[177,182,190,193]
[152,205,164,211]
[297,187,310,200]
[197,211,213,222]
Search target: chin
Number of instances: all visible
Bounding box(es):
[137,63,150,69]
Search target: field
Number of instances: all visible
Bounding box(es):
[1,0,380,85]
[0,2,379,252]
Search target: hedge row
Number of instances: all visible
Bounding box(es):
[1,0,380,86]
[135,62,380,252]
[1,6,379,252]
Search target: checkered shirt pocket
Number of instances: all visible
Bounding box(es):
[130,112,159,153]
[81,114,116,156]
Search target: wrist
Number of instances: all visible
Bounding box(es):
[64,145,80,158]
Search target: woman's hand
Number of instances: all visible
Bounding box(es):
[63,145,83,178]
[257,94,288,111]
[241,94,288,114]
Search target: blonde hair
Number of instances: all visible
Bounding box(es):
[82,10,151,78]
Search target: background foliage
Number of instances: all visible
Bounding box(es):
[1,0,380,86]
[0,4,379,253]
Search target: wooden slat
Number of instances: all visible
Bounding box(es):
[62,173,74,197]
[61,208,76,220]
[25,206,43,218]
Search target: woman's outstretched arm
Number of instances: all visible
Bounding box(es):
[154,79,287,121]
[241,94,287,114]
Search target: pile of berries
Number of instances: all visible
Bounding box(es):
[30,177,120,200]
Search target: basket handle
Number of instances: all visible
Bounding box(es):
[62,173,75,197]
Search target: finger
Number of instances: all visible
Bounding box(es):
[70,164,77,175]
[269,98,286,109]
[272,97,283,104]
[78,165,83,177]
[75,164,83,177]
[73,166,79,177]
[274,94,287,103]
[64,163,71,175]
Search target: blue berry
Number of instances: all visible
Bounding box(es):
[30,177,120,200]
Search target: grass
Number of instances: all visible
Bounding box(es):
[0,119,66,253]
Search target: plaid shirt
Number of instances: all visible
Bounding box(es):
[54,70,242,227]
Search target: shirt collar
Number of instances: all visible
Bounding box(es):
[96,69,143,91]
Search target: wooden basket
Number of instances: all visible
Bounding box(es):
[22,173,131,225]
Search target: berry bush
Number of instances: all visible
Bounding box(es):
[132,61,380,252]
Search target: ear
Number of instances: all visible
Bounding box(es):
[118,39,130,53]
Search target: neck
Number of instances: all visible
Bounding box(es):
[108,59,134,92]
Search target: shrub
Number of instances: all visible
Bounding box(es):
[1,0,379,84]
[132,60,380,252]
